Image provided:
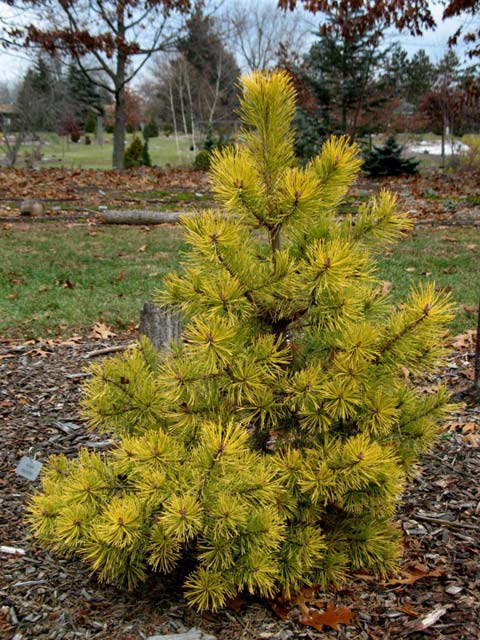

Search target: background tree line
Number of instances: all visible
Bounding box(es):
[1,0,480,168]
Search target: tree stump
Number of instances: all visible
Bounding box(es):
[139,301,182,351]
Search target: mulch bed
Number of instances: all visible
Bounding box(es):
[1,334,479,639]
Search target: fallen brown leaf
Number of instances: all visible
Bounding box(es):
[381,280,392,295]
[386,563,444,586]
[299,601,355,632]
[446,330,476,349]
[293,586,320,615]
[89,322,116,340]
[226,595,247,612]
[270,601,290,621]
[463,433,479,447]
[58,279,76,289]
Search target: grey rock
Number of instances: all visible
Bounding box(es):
[20,199,44,216]
[445,585,463,595]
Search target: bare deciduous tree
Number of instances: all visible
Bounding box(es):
[226,0,312,71]
[0,0,192,169]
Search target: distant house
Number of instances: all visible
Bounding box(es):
[0,104,17,129]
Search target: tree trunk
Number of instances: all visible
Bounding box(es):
[185,72,196,152]
[474,293,480,389]
[441,111,446,170]
[112,9,127,170]
[179,77,189,136]
[168,77,181,161]
[96,115,104,146]
[113,84,126,170]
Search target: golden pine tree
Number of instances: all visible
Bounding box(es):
[28,71,454,610]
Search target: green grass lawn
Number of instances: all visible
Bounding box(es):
[377,226,479,335]
[0,223,478,339]
[2,132,195,169]
[1,223,186,338]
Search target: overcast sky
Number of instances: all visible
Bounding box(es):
[0,1,476,87]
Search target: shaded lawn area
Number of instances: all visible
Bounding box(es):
[0,222,478,339]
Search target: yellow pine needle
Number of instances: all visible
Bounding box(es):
[54,503,93,553]
[148,523,182,573]
[95,496,144,549]
[183,316,237,372]
[184,567,234,611]
[160,494,204,541]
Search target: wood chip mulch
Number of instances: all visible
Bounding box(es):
[1,335,479,640]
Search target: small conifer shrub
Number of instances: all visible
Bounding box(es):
[124,135,143,168]
[363,136,419,177]
[125,136,151,169]
[194,126,231,171]
[193,149,211,171]
[143,121,159,140]
[28,72,453,611]
[141,139,152,167]
[84,110,97,135]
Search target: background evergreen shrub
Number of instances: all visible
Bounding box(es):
[363,137,419,177]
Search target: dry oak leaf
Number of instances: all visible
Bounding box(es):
[226,595,247,613]
[299,601,355,631]
[463,433,479,448]
[446,330,476,349]
[386,563,444,586]
[381,280,392,295]
[89,322,116,340]
[293,586,320,615]
[270,601,290,621]
[270,593,292,621]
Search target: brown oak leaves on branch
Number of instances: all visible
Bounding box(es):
[278,0,436,37]
[280,0,480,58]
[4,0,191,58]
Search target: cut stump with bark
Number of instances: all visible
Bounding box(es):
[139,301,182,351]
